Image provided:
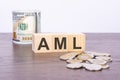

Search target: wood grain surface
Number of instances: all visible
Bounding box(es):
[0,33,120,80]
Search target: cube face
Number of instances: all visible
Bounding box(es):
[52,34,69,52]
[32,33,85,53]
[32,34,53,53]
[68,34,85,52]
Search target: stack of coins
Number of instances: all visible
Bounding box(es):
[60,51,112,71]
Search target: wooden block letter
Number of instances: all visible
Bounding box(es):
[32,33,85,53]
[32,33,53,53]
[68,33,85,52]
[52,34,69,52]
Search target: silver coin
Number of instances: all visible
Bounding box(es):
[87,59,107,65]
[66,63,83,69]
[95,56,112,62]
[101,64,110,69]
[60,52,80,61]
[83,63,102,71]
[66,58,83,63]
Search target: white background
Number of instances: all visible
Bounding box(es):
[0,0,120,33]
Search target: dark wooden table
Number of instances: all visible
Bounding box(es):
[0,33,120,80]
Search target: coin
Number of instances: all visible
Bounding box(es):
[93,52,111,57]
[60,52,80,61]
[66,58,83,63]
[101,64,109,69]
[85,51,95,58]
[66,63,83,69]
[83,63,102,71]
[85,51,111,57]
[87,59,107,65]
[95,56,112,62]
[77,53,92,61]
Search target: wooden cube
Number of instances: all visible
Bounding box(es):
[32,33,53,53]
[52,34,69,52]
[68,33,85,52]
[32,33,85,53]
